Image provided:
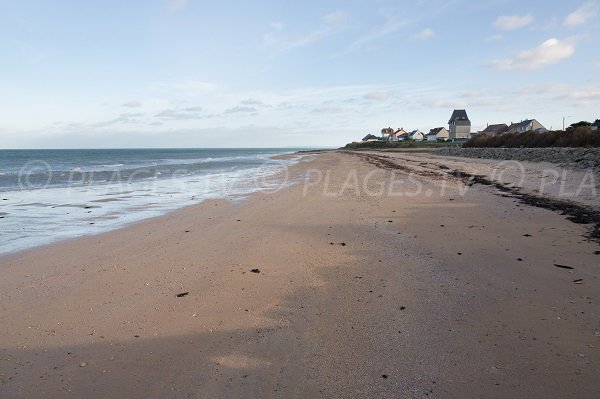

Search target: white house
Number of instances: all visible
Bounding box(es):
[392,128,408,141]
[381,127,394,141]
[591,120,600,131]
[408,129,425,141]
[507,119,546,133]
[427,127,450,141]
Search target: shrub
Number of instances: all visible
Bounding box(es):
[463,127,600,148]
[343,140,460,149]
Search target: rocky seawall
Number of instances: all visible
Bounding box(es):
[434,147,600,170]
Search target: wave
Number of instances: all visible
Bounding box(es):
[0,153,301,255]
[0,149,295,192]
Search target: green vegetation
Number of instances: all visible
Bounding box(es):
[567,121,591,131]
[343,140,463,150]
[464,127,600,148]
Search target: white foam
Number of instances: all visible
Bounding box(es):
[0,155,300,256]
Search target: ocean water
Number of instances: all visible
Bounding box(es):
[0,148,307,255]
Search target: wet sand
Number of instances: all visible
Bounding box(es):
[1,151,599,398]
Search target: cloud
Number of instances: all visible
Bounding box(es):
[92,113,145,128]
[263,10,347,52]
[147,80,222,95]
[122,100,142,108]
[535,17,560,31]
[270,22,285,31]
[421,99,468,109]
[493,14,534,31]
[517,83,600,107]
[344,17,407,54]
[487,38,576,71]
[410,28,434,41]
[13,41,47,64]
[485,34,504,42]
[169,80,222,93]
[311,107,345,114]
[553,86,600,104]
[224,106,258,114]
[459,90,482,98]
[564,1,598,27]
[33,82,435,142]
[421,92,512,109]
[183,106,202,112]
[518,84,570,96]
[240,99,273,108]
[263,28,328,51]
[240,99,263,106]
[364,91,393,101]
[166,0,188,12]
[155,107,203,120]
[322,10,347,26]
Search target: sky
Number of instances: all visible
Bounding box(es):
[0,0,599,148]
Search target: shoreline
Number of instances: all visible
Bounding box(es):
[0,150,305,257]
[1,151,599,398]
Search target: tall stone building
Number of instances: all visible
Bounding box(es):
[448,109,471,140]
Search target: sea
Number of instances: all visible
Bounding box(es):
[0,148,309,256]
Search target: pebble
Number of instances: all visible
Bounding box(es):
[79,362,87,367]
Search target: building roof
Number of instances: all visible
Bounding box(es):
[481,123,508,134]
[507,119,547,132]
[428,127,445,135]
[448,109,470,124]
[513,119,535,129]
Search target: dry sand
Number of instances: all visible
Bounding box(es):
[1,151,599,398]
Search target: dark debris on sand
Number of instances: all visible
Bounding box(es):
[554,264,574,270]
[351,152,600,244]
[449,169,600,243]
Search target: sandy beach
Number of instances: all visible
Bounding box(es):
[1,151,599,398]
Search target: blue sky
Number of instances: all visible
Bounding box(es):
[1,0,599,148]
